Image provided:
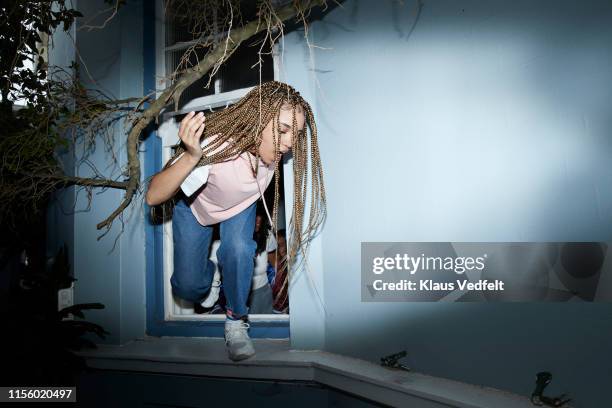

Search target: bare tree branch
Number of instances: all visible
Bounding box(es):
[1,0,327,240]
[24,172,130,189]
[95,0,325,235]
[77,0,123,32]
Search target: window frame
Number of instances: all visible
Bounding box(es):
[146,0,290,337]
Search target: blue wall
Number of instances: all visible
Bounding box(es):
[47,0,147,345]
[280,0,612,406]
[45,0,612,405]
[46,4,76,269]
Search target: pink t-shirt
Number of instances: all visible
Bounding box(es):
[189,146,275,226]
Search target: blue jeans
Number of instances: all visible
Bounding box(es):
[170,197,257,319]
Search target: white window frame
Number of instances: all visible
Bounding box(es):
[155,0,290,322]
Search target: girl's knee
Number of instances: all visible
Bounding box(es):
[218,238,256,263]
[170,272,211,303]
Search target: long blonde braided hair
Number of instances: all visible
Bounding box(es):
[155,80,326,276]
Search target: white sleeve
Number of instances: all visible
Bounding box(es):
[169,137,211,197]
[266,231,278,252]
[180,165,210,197]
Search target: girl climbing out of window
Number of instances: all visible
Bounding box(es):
[145,81,326,361]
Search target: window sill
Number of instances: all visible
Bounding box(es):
[76,336,532,408]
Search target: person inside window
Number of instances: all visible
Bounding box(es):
[146,81,326,361]
[247,210,277,314]
[268,229,289,313]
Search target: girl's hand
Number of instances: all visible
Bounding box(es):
[178,111,205,162]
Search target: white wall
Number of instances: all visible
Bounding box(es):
[282,1,612,406]
[279,32,328,350]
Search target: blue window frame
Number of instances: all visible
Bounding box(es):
[142,0,289,338]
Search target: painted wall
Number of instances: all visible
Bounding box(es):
[48,0,147,345]
[280,0,612,406]
[45,0,612,405]
[46,2,77,268]
[279,36,328,349]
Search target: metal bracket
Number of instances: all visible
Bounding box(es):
[530,372,572,407]
[380,350,411,371]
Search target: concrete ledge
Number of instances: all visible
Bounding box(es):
[75,336,533,408]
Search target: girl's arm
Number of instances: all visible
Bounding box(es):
[145,111,205,206]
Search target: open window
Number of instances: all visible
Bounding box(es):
[154,0,290,326]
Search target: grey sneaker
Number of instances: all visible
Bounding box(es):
[224,318,255,361]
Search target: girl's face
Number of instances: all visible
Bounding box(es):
[258,104,306,166]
